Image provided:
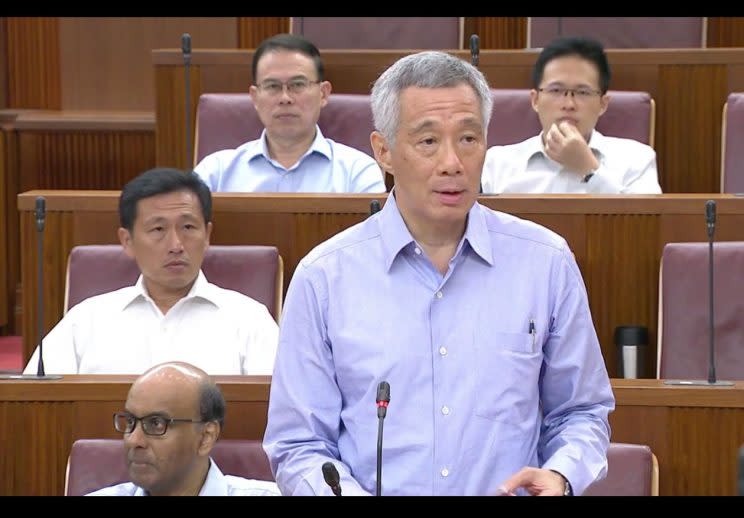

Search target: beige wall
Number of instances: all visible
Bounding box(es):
[59,17,238,111]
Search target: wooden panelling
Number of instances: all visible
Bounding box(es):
[16,131,154,190]
[1,377,743,495]
[17,193,744,378]
[155,66,203,169]
[5,17,61,109]
[707,17,744,48]
[0,128,19,333]
[237,17,290,48]
[0,18,8,109]
[657,65,727,193]
[0,114,155,334]
[154,49,744,193]
[57,17,237,112]
[585,215,660,377]
[0,132,7,328]
[0,376,270,495]
[463,17,527,49]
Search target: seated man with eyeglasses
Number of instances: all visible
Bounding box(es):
[88,361,280,496]
[193,33,386,193]
[481,36,662,194]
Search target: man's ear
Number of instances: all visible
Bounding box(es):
[118,227,135,259]
[319,81,332,109]
[599,93,610,117]
[204,221,213,248]
[197,421,220,457]
[371,131,393,178]
[530,89,539,113]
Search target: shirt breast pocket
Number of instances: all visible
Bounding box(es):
[473,330,543,423]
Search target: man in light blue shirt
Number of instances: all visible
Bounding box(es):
[194,34,385,194]
[89,361,279,496]
[264,51,614,496]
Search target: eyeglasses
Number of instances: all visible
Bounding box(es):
[537,86,602,101]
[114,411,205,436]
[256,78,320,96]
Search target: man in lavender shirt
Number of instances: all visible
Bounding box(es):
[264,51,615,496]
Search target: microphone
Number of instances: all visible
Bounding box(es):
[322,461,342,496]
[706,199,716,238]
[470,34,480,68]
[182,33,193,169]
[369,199,381,216]
[664,200,732,386]
[1,197,62,380]
[375,381,390,496]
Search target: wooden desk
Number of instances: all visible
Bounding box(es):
[0,375,270,496]
[153,48,744,194]
[1,377,741,495]
[610,379,744,496]
[17,192,744,378]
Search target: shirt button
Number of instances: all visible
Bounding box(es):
[435,291,443,299]
[439,346,447,356]
[441,468,449,477]
[414,247,422,255]
[441,406,450,415]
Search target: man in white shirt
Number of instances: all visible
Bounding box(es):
[23,167,278,375]
[194,34,386,193]
[481,37,662,194]
[88,362,280,496]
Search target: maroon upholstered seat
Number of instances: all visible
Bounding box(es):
[658,242,744,380]
[488,89,655,147]
[582,442,658,496]
[194,93,375,165]
[64,245,282,321]
[65,439,273,496]
[721,93,744,193]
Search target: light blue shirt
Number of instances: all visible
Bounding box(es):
[87,458,280,496]
[194,126,386,193]
[264,193,615,496]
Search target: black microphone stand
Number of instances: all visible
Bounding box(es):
[664,200,732,386]
[376,381,390,496]
[0,197,61,380]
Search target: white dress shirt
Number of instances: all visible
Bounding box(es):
[23,271,278,375]
[87,458,281,496]
[194,126,386,193]
[481,130,662,194]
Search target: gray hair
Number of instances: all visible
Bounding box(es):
[370,51,493,147]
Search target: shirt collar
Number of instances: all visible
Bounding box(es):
[123,270,220,310]
[247,125,332,163]
[378,191,493,272]
[132,458,225,496]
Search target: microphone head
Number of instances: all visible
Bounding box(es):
[322,461,340,486]
[181,33,192,55]
[705,199,716,225]
[376,381,390,403]
[370,199,381,215]
[35,196,46,217]
[470,34,480,54]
